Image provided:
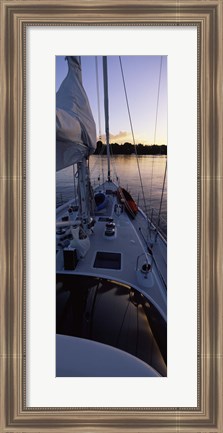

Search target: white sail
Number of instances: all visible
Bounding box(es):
[56,56,96,171]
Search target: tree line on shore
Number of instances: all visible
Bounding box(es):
[94,141,167,155]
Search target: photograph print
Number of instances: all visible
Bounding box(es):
[56,55,167,377]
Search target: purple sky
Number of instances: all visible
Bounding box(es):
[56,56,167,145]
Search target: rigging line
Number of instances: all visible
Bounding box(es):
[156,157,167,236]
[89,142,106,186]
[95,56,105,183]
[100,151,105,186]
[111,159,120,185]
[102,56,111,181]
[138,226,167,289]
[95,56,102,140]
[91,146,105,186]
[119,56,147,215]
[149,56,163,210]
[109,140,120,184]
[88,133,107,183]
[89,142,105,179]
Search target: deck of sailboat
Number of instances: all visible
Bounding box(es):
[131,208,167,286]
[56,181,167,320]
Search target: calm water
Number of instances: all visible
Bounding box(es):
[56,155,167,237]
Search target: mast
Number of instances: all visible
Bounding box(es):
[102,56,111,182]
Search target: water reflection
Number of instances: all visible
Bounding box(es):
[56,154,167,233]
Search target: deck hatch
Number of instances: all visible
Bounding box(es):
[93,252,121,270]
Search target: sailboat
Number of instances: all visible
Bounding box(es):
[56,56,167,377]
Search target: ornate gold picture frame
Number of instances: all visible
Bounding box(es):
[0,1,222,432]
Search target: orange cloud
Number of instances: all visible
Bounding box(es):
[98,131,149,145]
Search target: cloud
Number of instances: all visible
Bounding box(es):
[98,130,149,145]
[110,131,129,140]
[99,131,129,142]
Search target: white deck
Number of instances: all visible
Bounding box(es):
[56,181,167,320]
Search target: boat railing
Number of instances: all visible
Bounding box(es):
[147,207,167,241]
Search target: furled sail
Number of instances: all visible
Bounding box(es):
[56,56,96,171]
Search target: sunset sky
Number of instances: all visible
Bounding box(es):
[56,55,167,146]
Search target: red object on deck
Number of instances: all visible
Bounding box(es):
[117,187,138,218]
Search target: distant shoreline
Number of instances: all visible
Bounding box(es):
[94,141,167,156]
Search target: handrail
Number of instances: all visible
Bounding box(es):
[146,207,167,241]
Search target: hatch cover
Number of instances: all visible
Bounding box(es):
[93,252,121,270]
